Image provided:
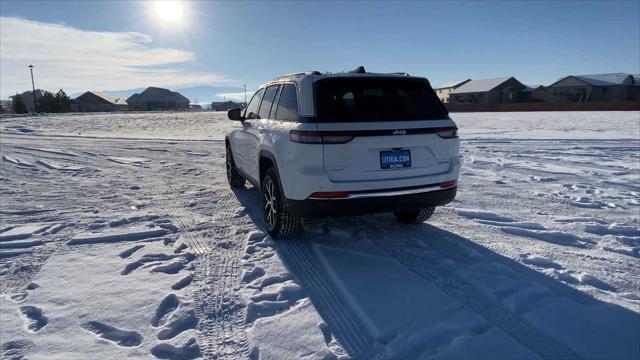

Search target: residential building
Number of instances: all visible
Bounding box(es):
[519,85,547,102]
[628,74,640,101]
[435,79,471,103]
[9,89,51,113]
[211,101,245,111]
[546,73,634,102]
[0,100,13,113]
[531,85,548,102]
[73,91,128,112]
[449,77,526,104]
[126,87,190,111]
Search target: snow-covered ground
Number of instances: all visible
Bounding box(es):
[1,111,638,359]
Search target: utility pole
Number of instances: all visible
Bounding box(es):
[244,84,247,106]
[28,65,37,113]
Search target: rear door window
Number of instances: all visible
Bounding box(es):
[245,88,264,119]
[274,84,299,121]
[258,85,279,119]
[315,78,448,122]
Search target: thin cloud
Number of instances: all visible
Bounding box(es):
[0,17,227,98]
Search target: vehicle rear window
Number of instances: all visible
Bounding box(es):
[274,84,299,121]
[315,78,447,122]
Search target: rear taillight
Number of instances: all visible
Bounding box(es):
[439,180,457,188]
[436,127,458,138]
[290,130,355,144]
[308,191,350,199]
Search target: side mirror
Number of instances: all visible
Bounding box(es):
[227,108,244,121]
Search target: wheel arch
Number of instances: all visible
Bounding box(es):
[259,150,285,195]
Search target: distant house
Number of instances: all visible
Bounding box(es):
[0,100,13,114]
[449,77,525,104]
[9,89,51,113]
[435,79,471,103]
[546,73,634,102]
[631,74,640,101]
[519,85,547,103]
[73,91,128,112]
[126,87,190,111]
[211,101,244,111]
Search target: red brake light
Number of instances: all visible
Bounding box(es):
[436,127,458,138]
[290,130,322,144]
[439,180,457,188]
[308,191,350,199]
[290,130,355,144]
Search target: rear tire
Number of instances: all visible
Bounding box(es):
[226,145,246,188]
[394,207,435,224]
[261,167,301,238]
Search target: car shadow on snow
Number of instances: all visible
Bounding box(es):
[231,188,640,360]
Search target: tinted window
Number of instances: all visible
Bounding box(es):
[315,78,448,122]
[258,85,279,119]
[275,84,299,121]
[245,88,264,119]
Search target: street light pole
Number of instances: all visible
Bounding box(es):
[28,65,37,113]
[244,84,247,106]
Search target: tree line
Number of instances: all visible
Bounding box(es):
[12,89,72,114]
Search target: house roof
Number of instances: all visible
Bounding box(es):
[78,91,127,105]
[127,93,142,102]
[126,87,190,103]
[450,77,514,94]
[550,73,633,87]
[437,79,471,89]
[94,92,127,105]
[211,101,240,106]
[522,85,544,92]
[10,89,50,99]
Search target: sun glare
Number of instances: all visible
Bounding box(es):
[154,1,183,23]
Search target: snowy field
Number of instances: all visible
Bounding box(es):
[0,111,639,359]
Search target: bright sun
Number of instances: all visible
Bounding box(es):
[154,1,183,23]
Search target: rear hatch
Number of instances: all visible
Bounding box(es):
[314,77,457,182]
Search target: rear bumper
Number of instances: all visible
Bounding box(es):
[286,186,456,218]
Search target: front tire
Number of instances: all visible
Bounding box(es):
[262,167,301,238]
[394,207,435,224]
[226,145,246,188]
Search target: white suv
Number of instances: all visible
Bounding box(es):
[225,67,460,238]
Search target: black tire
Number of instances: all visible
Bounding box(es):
[261,167,301,238]
[226,144,245,188]
[394,207,435,224]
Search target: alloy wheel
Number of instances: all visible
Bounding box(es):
[263,177,277,229]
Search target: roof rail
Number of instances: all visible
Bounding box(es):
[347,67,409,76]
[277,71,321,79]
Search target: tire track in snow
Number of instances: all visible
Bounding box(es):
[279,237,375,358]
[156,163,212,254]
[156,156,251,359]
[188,191,251,360]
[194,254,249,359]
[174,215,211,255]
[366,220,583,360]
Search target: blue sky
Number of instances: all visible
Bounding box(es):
[1,0,638,101]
